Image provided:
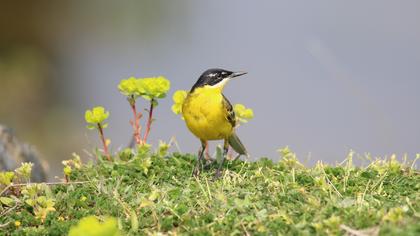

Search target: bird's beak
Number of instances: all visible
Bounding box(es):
[231,71,247,78]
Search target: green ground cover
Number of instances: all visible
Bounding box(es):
[0,147,419,235]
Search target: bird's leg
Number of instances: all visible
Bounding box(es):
[203,141,216,169]
[204,141,210,160]
[193,141,206,177]
[204,141,214,162]
[233,154,242,161]
[215,139,229,178]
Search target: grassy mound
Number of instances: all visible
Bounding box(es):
[1,149,419,235]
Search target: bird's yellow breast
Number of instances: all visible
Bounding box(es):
[182,86,233,141]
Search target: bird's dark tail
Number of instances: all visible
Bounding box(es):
[228,132,248,157]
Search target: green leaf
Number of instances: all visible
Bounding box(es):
[130,210,139,232]
[133,155,152,175]
[86,124,96,130]
[157,93,166,99]
[15,162,33,180]
[119,148,133,161]
[0,172,15,186]
[157,140,170,157]
[140,199,154,208]
[25,199,35,207]
[152,99,158,107]
[148,190,160,201]
[0,197,14,207]
[215,145,223,163]
[137,143,151,158]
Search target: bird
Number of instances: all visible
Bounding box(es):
[181,68,248,177]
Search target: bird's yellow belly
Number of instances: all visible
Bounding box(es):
[182,89,233,141]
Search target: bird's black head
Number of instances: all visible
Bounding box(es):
[190,68,247,92]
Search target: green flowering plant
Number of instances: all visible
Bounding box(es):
[22,184,46,206]
[21,184,56,222]
[85,106,111,161]
[118,76,170,146]
[137,76,170,101]
[0,196,15,207]
[119,77,143,146]
[120,144,154,175]
[234,104,254,124]
[171,90,187,116]
[118,148,134,161]
[32,196,56,222]
[134,155,152,175]
[277,146,303,166]
[15,162,33,183]
[85,106,109,129]
[62,153,83,182]
[157,140,170,158]
[312,215,342,235]
[382,207,408,224]
[0,172,15,186]
[117,77,140,100]
[0,172,15,207]
[369,154,403,175]
[63,166,72,181]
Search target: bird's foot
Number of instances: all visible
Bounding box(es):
[192,165,201,177]
[203,158,215,169]
[214,169,223,179]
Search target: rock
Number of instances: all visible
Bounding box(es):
[0,124,48,182]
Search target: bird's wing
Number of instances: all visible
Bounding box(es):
[222,94,236,128]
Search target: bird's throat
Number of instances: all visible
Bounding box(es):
[207,78,229,90]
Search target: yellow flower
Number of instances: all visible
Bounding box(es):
[118,77,139,97]
[119,76,171,103]
[68,216,120,236]
[63,166,72,176]
[15,221,21,227]
[137,76,171,100]
[234,104,254,123]
[85,106,110,125]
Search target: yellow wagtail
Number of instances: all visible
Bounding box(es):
[182,68,248,177]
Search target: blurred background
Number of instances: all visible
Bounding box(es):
[1,0,419,179]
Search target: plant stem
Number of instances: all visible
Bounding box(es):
[97,123,111,161]
[142,99,155,143]
[130,100,142,145]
